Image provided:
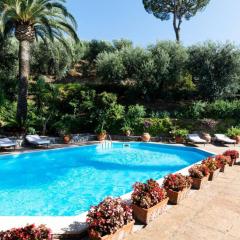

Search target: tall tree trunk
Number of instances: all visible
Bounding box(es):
[17,40,30,126]
[173,12,181,43]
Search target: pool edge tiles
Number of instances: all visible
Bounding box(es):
[0,143,215,234]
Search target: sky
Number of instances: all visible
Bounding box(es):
[66,0,240,47]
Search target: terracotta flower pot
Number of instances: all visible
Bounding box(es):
[63,135,71,144]
[208,169,220,181]
[175,136,184,144]
[142,133,151,142]
[132,198,169,225]
[89,221,135,240]
[97,133,107,141]
[191,175,209,190]
[166,187,191,205]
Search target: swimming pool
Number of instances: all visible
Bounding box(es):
[0,142,211,216]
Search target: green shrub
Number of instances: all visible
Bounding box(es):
[171,128,189,138]
[145,117,173,136]
[187,101,207,119]
[226,127,240,137]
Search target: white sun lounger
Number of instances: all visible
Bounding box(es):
[26,135,50,147]
[0,138,17,149]
[187,134,207,145]
[214,134,236,145]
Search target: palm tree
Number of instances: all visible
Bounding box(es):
[0,0,78,125]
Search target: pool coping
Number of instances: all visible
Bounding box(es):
[0,142,216,235]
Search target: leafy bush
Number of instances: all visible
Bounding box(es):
[96,51,126,83]
[0,224,51,240]
[188,42,240,100]
[188,164,209,179]
[163,174,192,192]
[171,128,189,138]
[87,197,133,238]
[131,179,167,209]
[187,101,207,119]
[124,105,146,134]
[143,117,173,136]
[226,127,240,137]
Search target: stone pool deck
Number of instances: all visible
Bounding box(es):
[127,144,240,240]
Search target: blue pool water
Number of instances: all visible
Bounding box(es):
[0,143,211,216]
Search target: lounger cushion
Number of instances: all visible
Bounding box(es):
[187,134,207,143]
[26,135,50,145]
[214,134,236,143]
[0,138,16,147]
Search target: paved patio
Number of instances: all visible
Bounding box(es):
[127,144,240,240]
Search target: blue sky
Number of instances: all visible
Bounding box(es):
[66,0,240,46]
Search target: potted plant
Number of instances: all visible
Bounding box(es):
[121,126,132,137]
[223,150,239,166]
[96,128,107,142]
[0,224,51,240]
[215,155,231,172]
[163,173,192,204]
[202,157,219,181]
[188,164,210,189]
[226,127,240,144]
[141,120,151,142]
[87,197,134,240]
[131,179,169,225]
[172,128,189,144]
[141,133,151,142]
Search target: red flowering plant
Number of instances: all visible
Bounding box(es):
[131,179,167,209]
[0,224,51,240]
[163,173,192,192]
[202,157,218,172]
[215,155,231,168]
[223,150,239,160]
[86,197,133,238]
[188,164,209,179]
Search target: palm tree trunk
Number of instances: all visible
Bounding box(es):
[17,40,30,126]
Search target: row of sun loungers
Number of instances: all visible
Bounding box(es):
[187,134,236,145]
[0,135,50,150]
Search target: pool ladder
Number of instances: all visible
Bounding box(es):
[102,135,112,149]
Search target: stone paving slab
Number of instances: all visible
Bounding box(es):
[126,165,240,240]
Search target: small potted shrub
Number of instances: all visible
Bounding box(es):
[188,164,210,189]
[163,173,192,204]
[227,127,240,144]
[96,129,107,142]
[202,157,219,181]
[215,155,231,172]
[121,126,132,137]
[0,224,51,240]
[131,179,169,224]
[172,128,189,144]
[223,150,239,165]
[87,197,134,240]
